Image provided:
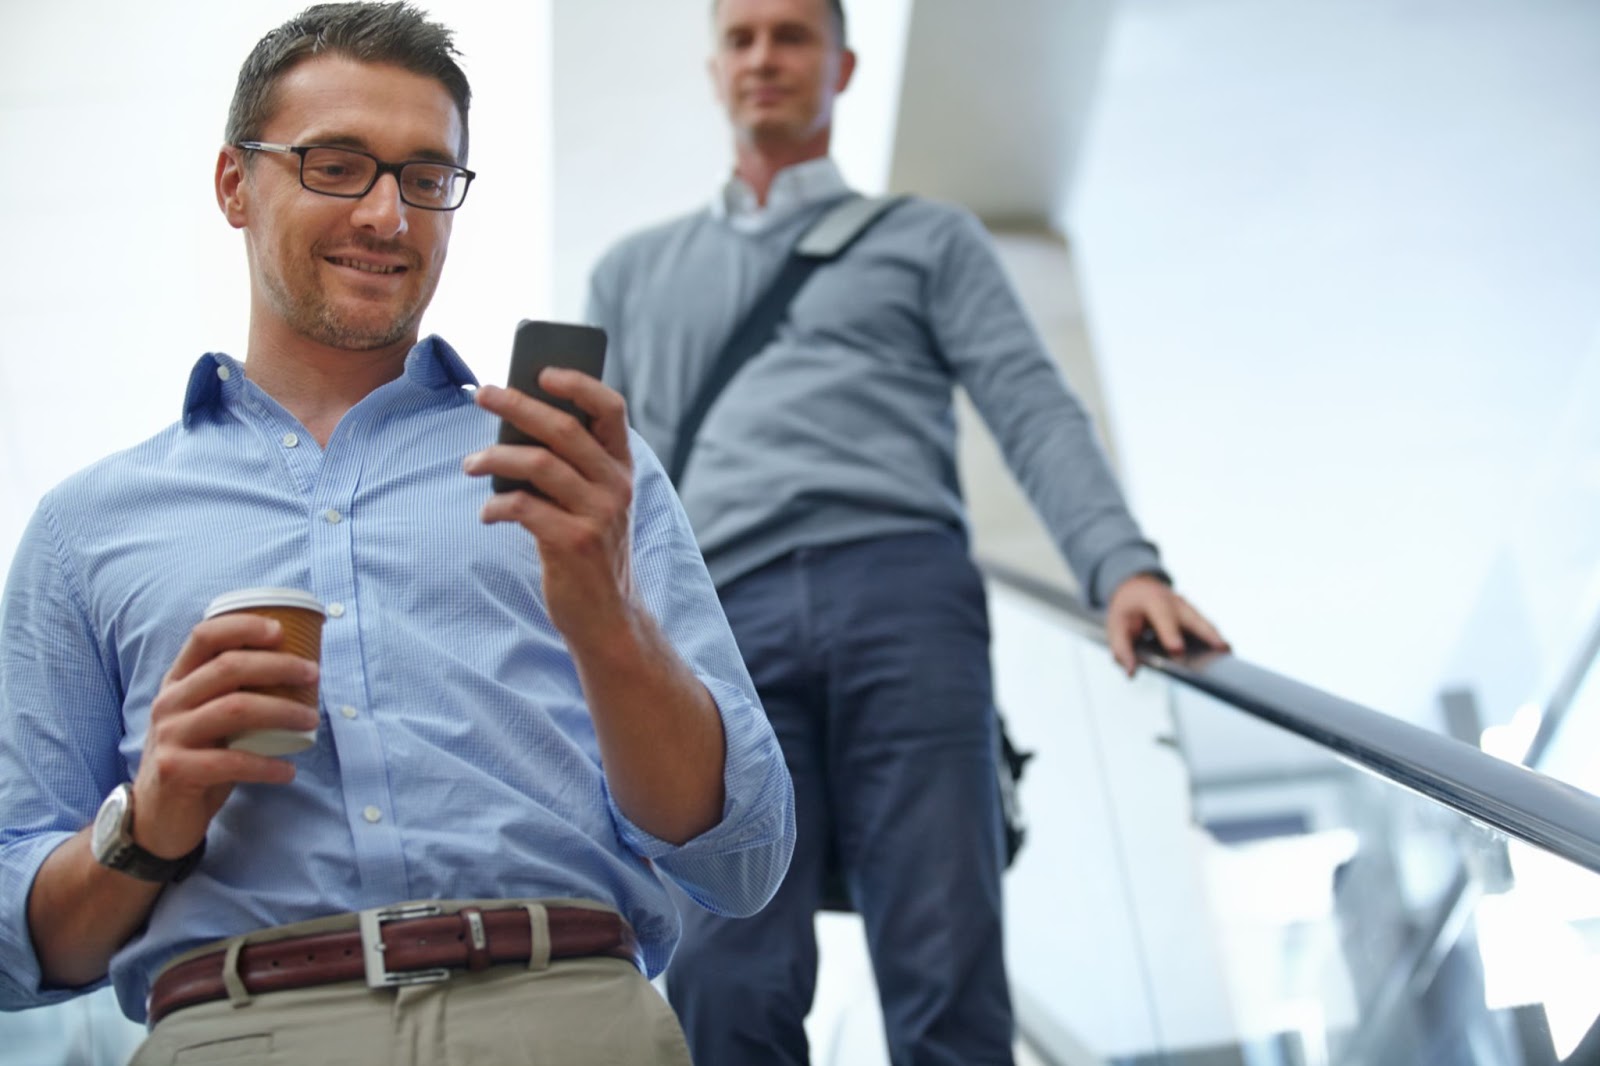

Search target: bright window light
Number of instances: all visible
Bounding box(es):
[1480,702,1543,763]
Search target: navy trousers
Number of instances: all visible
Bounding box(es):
[668,531,1015,1066]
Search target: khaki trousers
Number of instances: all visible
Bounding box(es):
[132,905,692,1066]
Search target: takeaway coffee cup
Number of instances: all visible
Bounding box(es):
[202,588,325,756]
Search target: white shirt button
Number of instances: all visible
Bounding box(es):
[324,509,343,525]
[363,806,382,824]
[282,433,299,448]
[216,365,232,381]
[327,602,346,618]
[340,706,358,720]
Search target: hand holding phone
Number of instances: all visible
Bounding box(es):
[492,319,608,496]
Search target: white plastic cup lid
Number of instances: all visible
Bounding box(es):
[204,588,326,619]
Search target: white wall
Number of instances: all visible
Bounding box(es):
[0,0,551,565]
[1068,0,1600,730]
[889,0,1113,219]
[1439,331,1600,742]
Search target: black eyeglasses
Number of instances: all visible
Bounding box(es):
[237,142,476,211]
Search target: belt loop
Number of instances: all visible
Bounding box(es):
[460,907,491,972]
[222,937,252,1009]
[522,903,551,971]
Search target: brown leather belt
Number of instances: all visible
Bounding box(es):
[148,903,638,1026]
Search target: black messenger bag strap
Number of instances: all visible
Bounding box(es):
[665,193,909,487]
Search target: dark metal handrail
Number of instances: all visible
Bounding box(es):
[978,557,1600,876]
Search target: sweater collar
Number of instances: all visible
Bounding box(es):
[712,157,849,234]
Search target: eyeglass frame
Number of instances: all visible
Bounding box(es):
[235,141,476,211]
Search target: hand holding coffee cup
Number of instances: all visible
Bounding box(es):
[202,589,325,756]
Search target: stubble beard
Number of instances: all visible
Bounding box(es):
[264,252,430,353]
[737,94,829,154]
[285,288,419,352]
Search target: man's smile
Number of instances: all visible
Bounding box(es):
[325,255,407,276]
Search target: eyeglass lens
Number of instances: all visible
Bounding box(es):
[300,147,467,209]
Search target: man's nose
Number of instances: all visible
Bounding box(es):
[747,33,778,69]
[350,172,408,238]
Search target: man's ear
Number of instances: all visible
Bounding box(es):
[836,47,857,95]
[215,147,249,230]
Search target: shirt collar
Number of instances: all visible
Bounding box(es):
[182,334,478,426]
[711,157,850,233]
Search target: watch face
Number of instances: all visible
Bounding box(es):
[91,786,129,861]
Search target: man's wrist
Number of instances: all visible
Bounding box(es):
[91,784,206,883]
[1107,563,1171,605]
[561,594,655,670]
[1088,541,1168,607]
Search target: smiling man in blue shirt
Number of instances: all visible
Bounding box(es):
[0,3,793,1063]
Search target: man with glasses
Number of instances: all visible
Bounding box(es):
[0,3,793,1063]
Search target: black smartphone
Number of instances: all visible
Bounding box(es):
[491,319,609,496]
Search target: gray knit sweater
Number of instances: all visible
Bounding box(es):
[586,190,1163,605]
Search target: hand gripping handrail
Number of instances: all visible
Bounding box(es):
[978,557,1600,875]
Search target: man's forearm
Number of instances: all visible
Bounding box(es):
[27,829,162,990]
[569,604,727,845]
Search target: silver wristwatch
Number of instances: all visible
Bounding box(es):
[90,784,205,883]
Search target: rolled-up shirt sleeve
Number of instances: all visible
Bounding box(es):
[0,501,125,1008]
[603,433,795,917]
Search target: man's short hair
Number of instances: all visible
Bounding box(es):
[712,0,848,48]
[226,1,472,160]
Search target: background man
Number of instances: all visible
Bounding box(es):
[586,0,1227,1062]
[0,4,793,1064]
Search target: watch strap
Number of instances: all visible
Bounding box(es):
[106,835,206,883]
[97,784,207,883]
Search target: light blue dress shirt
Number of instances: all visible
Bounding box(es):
[711,156,850,234]
[0,336,794,1022]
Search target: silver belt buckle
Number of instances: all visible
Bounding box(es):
[359,903,452,989]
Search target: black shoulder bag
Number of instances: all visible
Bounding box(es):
[666,193,908,487]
